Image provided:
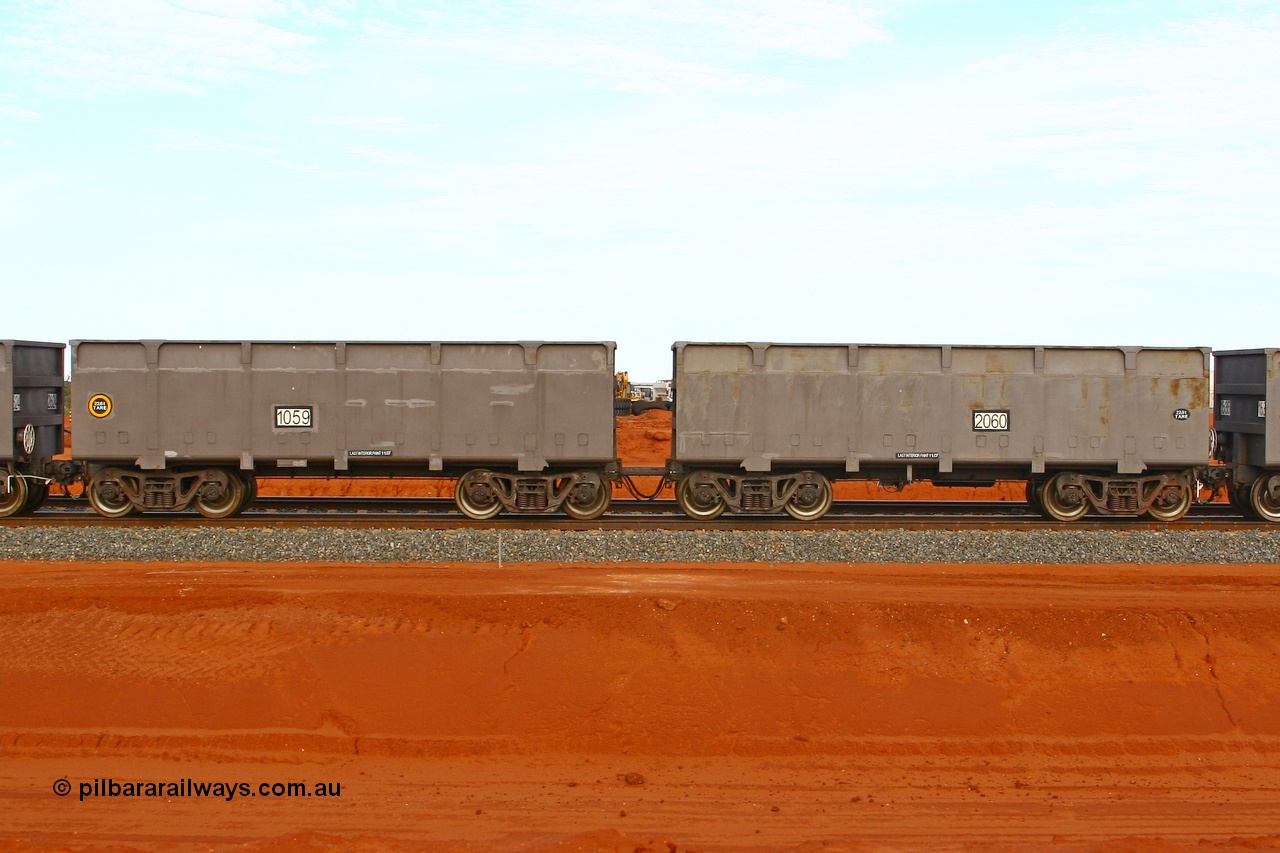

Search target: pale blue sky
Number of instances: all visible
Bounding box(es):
[2,0,1277,379]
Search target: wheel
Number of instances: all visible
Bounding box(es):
[1025,480,1044,515]
[456,470,502,520]
[241,475,258,511]
[784,472,833,521]
[87,474,136,518]
[1229,482,1260,519]
[563,475,611,520]
[1228,481,1249,514]
[676,473,726,521]
[1250,473,1280,523]
[19,480,49,515]
[194,471,247,519]
[0,474,29,518]
[1038,472,1090,522]
[1146,480,1192,522]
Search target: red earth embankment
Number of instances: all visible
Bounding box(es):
[1,559,1278,851]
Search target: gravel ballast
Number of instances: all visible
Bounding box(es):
[1,526,1278,563]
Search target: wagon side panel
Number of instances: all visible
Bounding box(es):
[434,343,538,467]
[945,347,1039,471]
[1129,348,1211,469]
[756,345,854,470]
[535,343,616,467]
[248,343,339,466]
[71,341,155,465]
[155,342,250,465]
[341,344,441,464]
[673,344,759,467]
[854,346,953,471]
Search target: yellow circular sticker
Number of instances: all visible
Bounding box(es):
[88,394,113,419]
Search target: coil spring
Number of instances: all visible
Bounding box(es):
[742,482,771,511]
[1106,487,1138,514]
[143,482,175,509]
[516,482,548,511]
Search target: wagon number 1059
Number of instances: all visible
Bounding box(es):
[275,406,313,429]
[972,410,1009,431]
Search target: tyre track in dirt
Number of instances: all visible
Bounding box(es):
[2,559,1280,851]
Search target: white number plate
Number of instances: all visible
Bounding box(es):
[973,410,1009,431]
[275,406,313,429]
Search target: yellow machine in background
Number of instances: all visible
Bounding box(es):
[614,372,672,415]
[615,371,634,400]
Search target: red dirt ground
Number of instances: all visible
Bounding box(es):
[2,559,1279,851]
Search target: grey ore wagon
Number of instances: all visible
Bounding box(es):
[1212,349,1280,521]
[71,340,617,519]
[670,342,1211,521]
[1,340,66,517]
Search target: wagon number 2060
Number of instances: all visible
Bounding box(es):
[972,410,1009,431]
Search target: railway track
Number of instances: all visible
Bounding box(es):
[3,494,1253,531]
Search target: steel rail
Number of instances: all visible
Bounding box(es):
[35,494,1243,515]
[6,495,1253,531]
